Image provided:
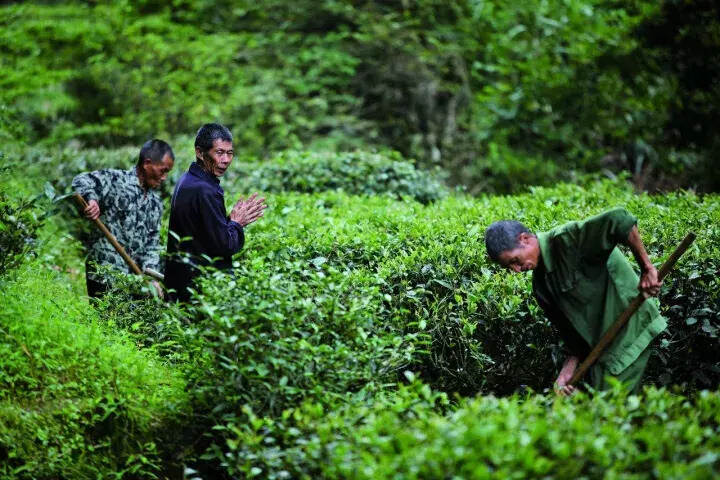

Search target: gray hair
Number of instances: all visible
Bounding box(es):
[484,220,531,262]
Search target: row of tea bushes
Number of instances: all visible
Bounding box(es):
[227,150,448,204]
[317,384,720,479]
[178,178,719,476]
[7,138,718,477]
[196,379,720,478]
[11,141,448,205]
[0,262,189,478]
[204,179,720,396]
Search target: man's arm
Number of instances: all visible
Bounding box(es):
[555,356,579,396]
[576,208,661,297]
[626,225,662,297]
[534,290,589,396]
[575,207,638,260]
[72,170,114,220]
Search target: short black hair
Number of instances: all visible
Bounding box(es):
[484,220,532,262]
[195,123,233,153]
[138,139,174,167]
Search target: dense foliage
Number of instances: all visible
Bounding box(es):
[2,140,719,477]
[231,150,448,204]
[2,0,719,191]
[144,176,720,476]
[0,262,189,478]
[318,385,720,479]
[2,0,720,478]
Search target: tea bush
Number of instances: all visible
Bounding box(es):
[207,179,719,397]
[0,262,189,478]
[10,141,447,204]
[199,378,720,478]
[173,179,718,476]
[0,159,46,277]
[5,133,719,478]
[177,245,425,475]
[228,150,448,204]
[318,384,720,479]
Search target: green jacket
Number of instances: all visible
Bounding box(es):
[72,167,162,282]
[532,208,667,375]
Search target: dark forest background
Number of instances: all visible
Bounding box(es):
[2,0,719,193]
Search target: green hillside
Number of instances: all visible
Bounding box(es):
[1,1,719,478]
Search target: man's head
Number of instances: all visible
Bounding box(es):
[484,220,541,273]
[137,139,175,189]
[195,123,234,177]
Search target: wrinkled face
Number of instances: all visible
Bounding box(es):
[141,153,174,189]
[197,139,234,177]
[497,233,541,273]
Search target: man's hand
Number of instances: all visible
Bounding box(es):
[83,199,100,220]
[230,193,267,227]
[627,225,662,298]
[639,265,662,298]
[554,355,579,397]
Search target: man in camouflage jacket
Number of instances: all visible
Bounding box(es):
[72,139,175,298]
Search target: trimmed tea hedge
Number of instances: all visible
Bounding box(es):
[173,177,719,476]
[4,141,719,478]
[228,150,448,204]
[318,384,720,479]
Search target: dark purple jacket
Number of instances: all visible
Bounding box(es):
[165,162,244,301]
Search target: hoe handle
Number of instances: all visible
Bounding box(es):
[73,193,144,276]
[569,232,696,386]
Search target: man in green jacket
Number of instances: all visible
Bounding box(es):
[484,208,665,395]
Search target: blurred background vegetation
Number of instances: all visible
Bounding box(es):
[2,0,719,193]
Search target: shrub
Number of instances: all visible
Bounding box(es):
[178,245,425,475]
[190,179,720,400]
[228,150,448,203]
[0,156,48,277]
[4,1,719,191]
[319,384,720,479]
[172,179,719,476]
[0,262,189,479]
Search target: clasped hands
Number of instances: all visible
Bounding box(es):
[230,193,268,227]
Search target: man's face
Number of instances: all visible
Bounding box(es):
[497,233,541,273]
[141,153,174,189]
[197,139,234,177]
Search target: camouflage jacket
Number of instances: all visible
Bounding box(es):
[72,167,162,282]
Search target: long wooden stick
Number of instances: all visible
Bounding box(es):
[569,232,696,386]
[73,193,144,276]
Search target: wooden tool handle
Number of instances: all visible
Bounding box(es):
[568,232,696,386]
[73,193,144,276]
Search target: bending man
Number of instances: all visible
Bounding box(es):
[484,208,665,395]
[165,123,266,302]
[72,139,175,298]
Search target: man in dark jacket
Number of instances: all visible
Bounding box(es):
[165,123,266,302]
[484,208,664,395]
